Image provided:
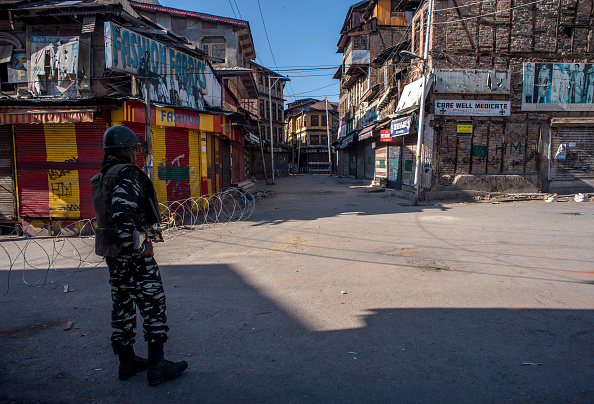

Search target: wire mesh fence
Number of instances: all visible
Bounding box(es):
[0,187,255,294]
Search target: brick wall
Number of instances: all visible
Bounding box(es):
[425,0,593,187]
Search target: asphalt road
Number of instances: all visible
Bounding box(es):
[1,175,593,403]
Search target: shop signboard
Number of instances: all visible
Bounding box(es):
[391,116,412,137]
[457,120,473,137]
[104,22,221,110]
[380,129,392,142]
[435,100,510,116]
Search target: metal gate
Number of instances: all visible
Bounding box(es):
[0,125,16,221]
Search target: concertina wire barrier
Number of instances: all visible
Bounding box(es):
[0,187,255,294]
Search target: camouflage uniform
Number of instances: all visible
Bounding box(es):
[106,166,168,354]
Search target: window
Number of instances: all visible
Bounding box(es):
[258,75,263,85]
[310,135,320,145]
[260,100,265,118]
[277,105,283,121]
[321,114,327,127]
[266,100,270,119]
[311,115,319,127]
[201,37,226,63]
[273,103,277,120]
[353,35,368,50]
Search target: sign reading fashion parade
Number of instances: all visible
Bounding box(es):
[104,22,210,110]
[435,100,511,116]
[522,63,594,111]
[390,116,412,137]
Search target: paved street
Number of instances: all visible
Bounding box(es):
[1,175,593,403]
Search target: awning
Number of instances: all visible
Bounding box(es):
[358,124,377,141]
[0,108,95,124]
[394,75,433,114]
[338,130,358,149]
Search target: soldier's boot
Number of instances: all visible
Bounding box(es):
[118,348,149,380]
[147,342,188,386]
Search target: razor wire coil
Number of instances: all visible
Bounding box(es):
[0,187,256,294]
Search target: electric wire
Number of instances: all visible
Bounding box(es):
[254,0,298,101]
[432,0,550,24]
[227,0,238,19]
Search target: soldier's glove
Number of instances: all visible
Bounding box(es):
[140,239,154,257]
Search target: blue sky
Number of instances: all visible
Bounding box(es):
[163,0,352,103]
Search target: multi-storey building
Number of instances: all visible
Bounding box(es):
[335,0,594,198]
[130,1,259,187]
[285,99,339,174]
[244,61,290,179]
[408,0,594,199]
[0,0,248,231]
[333,0,419,187]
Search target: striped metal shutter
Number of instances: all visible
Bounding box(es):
[15,121,106,220]
[551,127,594,181]
[15,124,50,219]
[375,142,388,180]
[0,125,16,221]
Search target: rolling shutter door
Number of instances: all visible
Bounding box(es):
[15,120,106,220]
[551,127,594,181]
[221,141,231,189]
[375,142,387,180]
[0,125,16,220]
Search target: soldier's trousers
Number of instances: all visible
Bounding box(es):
[106,255,169,354]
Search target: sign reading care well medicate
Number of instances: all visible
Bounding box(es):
[435,100,510,116]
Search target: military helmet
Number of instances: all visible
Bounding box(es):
[103,125,140,149]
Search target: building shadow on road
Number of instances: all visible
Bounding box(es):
[1,263,592,403]
[246,176,451,226]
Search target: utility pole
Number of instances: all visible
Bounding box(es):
[413,0,434,202]
[257,120,270,184]
[268,75,281,184]
[325,97,332,175]
[143,51,153,181]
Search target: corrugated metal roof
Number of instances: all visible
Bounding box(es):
[130,1,249,27]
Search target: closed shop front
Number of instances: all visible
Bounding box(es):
[549,120,594,188]
[364,141,375,180]
[356,142,365,178]
[221,140,231,189]
[0,125,16,221]
[374,141,388,184]
[15,120,107,221]
[231,143,244,184]
[388,141,402,189]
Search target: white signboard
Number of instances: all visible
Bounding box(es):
[434,69,510,94]
[104,22,221,110]
[522,63,594,111]
[435,100,511,116]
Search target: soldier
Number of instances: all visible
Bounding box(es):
[91,125,187,386]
